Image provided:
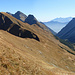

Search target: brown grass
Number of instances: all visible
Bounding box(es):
[0,12,75,75]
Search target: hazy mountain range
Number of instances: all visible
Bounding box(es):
[44,17,72,33]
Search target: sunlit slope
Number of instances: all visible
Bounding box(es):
[0,12,75,75]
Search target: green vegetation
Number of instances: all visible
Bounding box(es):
[54,35,75,51]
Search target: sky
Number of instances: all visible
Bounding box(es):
[0,0,75,22]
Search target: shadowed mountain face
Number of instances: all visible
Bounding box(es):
[25,15,37,25]
[7,11,27,22]
[0,12,39,41]
[57,18,75,43]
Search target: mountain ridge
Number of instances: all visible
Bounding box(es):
[51,17,72,23]
[7,11,56,35]
[0,12,75,75]
[0,12,39,41]
[44,17,72,33]
[7,11,27,22]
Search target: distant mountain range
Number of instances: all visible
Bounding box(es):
[44,17,72,33]
[57,18,75,43]
[52,17,72,23]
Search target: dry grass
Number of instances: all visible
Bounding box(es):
[0,12,75,75]
[0,35,54,75]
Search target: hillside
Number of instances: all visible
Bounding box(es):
[24,14,56,35]
[7,11,56,35]
[57,18,75,43]
[0,12,75,75]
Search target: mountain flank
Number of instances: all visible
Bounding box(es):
[7,11,56,35]
[57,18,75,43]
[25,15,37,25]
[0,12,75,75]
[0,12,39,41]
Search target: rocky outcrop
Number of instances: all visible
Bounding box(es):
[0,12,40,41]
[7,11,27,22]
[25,15,37,25]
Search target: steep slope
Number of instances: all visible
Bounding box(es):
[0,12,39,41]
[0,12,75,75]
[57,18,75,43]
[44,17,72,33]
[25,15,37,25]
[25,14,55,34]
[40,22,57,35]
[7,11,56,35]
[7,11,27,22]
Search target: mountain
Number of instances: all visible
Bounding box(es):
[7,11,27,22]
[52,17,72,23]
[44,17,72,33]
[25,14,37,25]
[25,14,57,35]
[0,12,39,41]
[7,11,56,35]
[0,12,75,75]
[57,18,75,43]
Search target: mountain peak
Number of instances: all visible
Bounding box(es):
[28,14,35,18]
[6,11,27,22]
[73,18,75,20]
[25,14,37,25]
[14,11,27,22]
[15,11,24,15]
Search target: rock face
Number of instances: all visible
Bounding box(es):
[0,12,39,41]
[25,15,37,25]
[7,11,27,22]
[57,18,75,43]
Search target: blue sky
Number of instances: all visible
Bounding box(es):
[1,0,75,22]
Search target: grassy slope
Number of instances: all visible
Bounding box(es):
[0,12,75,75]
